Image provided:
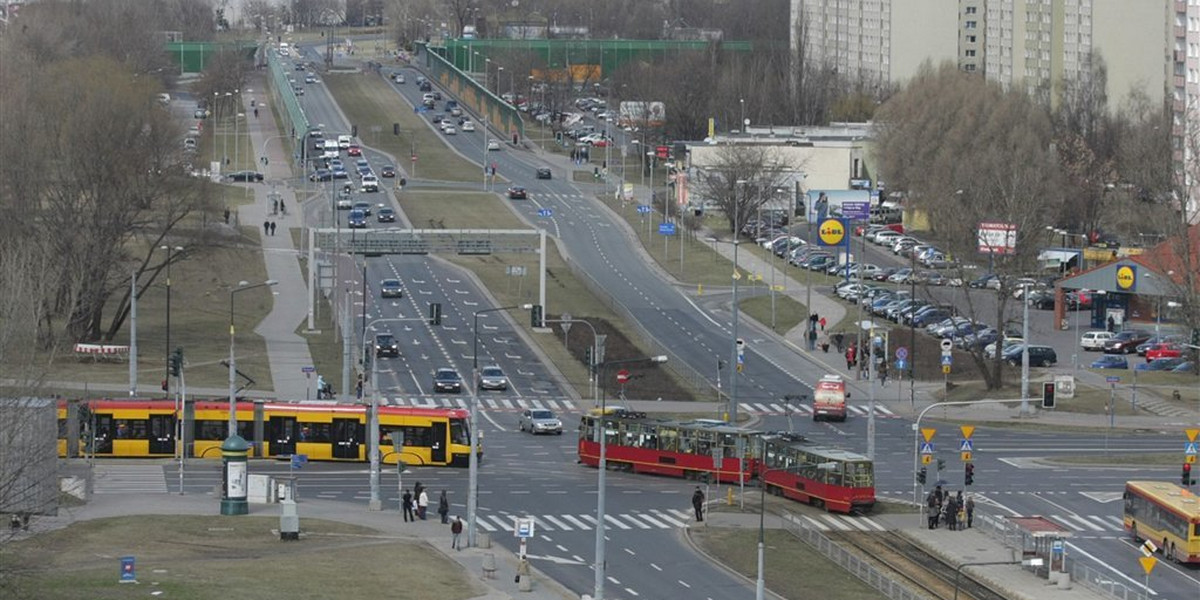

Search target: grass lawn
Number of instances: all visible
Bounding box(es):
[324,73,478,183]
[1,516,483,600]
[739,293,807,335]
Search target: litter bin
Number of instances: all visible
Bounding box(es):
[280,499,299,540]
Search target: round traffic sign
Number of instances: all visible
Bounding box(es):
[616,369,630,384]
[896,346,908,360]
[817,218,846,246]
[940,339,953,352]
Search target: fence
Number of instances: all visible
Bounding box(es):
[780,510,927,600]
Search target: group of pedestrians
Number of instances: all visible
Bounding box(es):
[401,482,432,522]
[925,486,975,530]
[262,220,278,236]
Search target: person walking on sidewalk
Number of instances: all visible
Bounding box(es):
[269,221,276,236]
[418,488,429,520]
[833,332,845,353]
[965,494,975,528]
[263,220,270,235]
[437,490,450,524]
[691,486,705,522]
[401,490,414,522]
[451,516,463,550]
[845,344,856,370]
[879,360,889,387]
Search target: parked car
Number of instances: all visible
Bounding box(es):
[374,333,399,358]
[1025,289,1056,309]
[1079,331,1113,351]
[984,337,1023,359]
[518,408,563,435]
[1103,330,1152,354]
[478,365,510,391]
[226,170,264,182]
[1135,335,1179,356]
[1003,344,1057,367]
[380,279,404,298]
[1136,357,1188,371]
[432,367,463,393]
[1145,343,1183,362]
[1090,354,1128,369]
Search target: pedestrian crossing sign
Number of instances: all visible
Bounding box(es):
[959,440,974,452]
[919,442,935,454]
[1185,441,1199,455]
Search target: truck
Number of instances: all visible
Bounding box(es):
[812,375,848,422]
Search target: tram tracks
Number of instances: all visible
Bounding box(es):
[826,530,1011,600]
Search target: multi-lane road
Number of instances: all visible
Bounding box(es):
[234,45,1200,599]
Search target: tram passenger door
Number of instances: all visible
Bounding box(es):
[430,422,447,464]
[269,416,297,456]
[332,418,361,459]
[148,414,175,454]
[92,414,114,455]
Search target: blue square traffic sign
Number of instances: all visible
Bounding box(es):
[658,222,677,235]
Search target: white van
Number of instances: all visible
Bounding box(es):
[1080,331,1114,351]
[337,135,352,149]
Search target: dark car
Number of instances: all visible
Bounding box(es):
[433,367,462,393]
[226,170,264,182]
[508,186,528,200]
[352,201,372,216]
[380,278,403,298]
[374,333,399,358]
[1103,330,1152,354]
[310,169,332,182]
[332,168,350,180]
[1090,355,1128,369]
[1026,289,1056,310]
[377,208,396,223]
[418,81,432,92]
[536,168,552,180]
[347,209,367,228]
[1135,335,1179,357]
[1136,357,1188,371]
[1003,344,1057,367]
[380,165,396,178]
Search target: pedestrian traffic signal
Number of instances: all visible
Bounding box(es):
[937,458,946,471]
[584,347,593,367]
[429,302,442,326]
[965,463,975,486]
[1042,382,1056,409]
[530,305,544,328]
[917,467,927,484]
[1184,463,1194,486]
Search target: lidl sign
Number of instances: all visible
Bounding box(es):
[1115,264,1136,292]
[818,218,847,246]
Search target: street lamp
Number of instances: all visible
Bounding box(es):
[755,446,810,600]
[228,279,277,433]
[161,245,184,397]
[362,316,416,511]
[594,354,668,600]
[468,304,532,548]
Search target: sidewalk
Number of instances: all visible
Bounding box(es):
[236,73,316,400]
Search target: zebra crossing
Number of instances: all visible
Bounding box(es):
[1040,513,1126,533]
[92,463,168,495]
[470,509,887,534]
[739,402,899,418]
[385,397,577,413]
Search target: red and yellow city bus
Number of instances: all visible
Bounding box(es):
[760,434,875,514]
[812,374,848,422]
[58,399,472,467]
[1123,480,1200,563]
[578,415,758,483]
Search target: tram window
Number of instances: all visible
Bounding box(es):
[194,420,227,441]
[658,428,678,452]
[300,422,331,442]
[114,419,148,439]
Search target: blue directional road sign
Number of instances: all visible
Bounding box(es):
[636,204,652,214]
[659,222,677,235]
[959,440,974,452]
[841,201,870,221]
[537,208,553,218]
[1105,376,1121,383]
[896,359,907,370]
[940,354,953,366]
[896,347,908,360]
[919,442,935,454]
[290,454,308,469]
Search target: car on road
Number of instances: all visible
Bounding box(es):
[487,140,500,151]
[332,167,350,179]
[443,125,457,135]
[310,169,332,182]
[361,174,379,192]
[432,367,463,393]
[1079,331,1113,351]
[352,201,372,215]
[1089,354,1128,369]
[226,170,264,182]
[293,86,304,96]
[347,145,362,156]
[347,209,367,228]
[305,75,316,84]
[380,278,403,297]
[377,207,396,223]
[478,365,509,391]
[1136,357,1188,371]
[518,408,563,435]
[193,108,208,119]
[1103,330,1152,354]
[380,165,396,178]
[338,135,352,149]
[336,190,353,209]
[374,333,399,358]
[461,120,475,132]
[507,186,528,200]
[1002,344,1057,367]
[536,168,552,179]
[392,73,406,84]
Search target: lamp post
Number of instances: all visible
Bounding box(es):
[755,448,809,600]
[468,304,532,547]
[594,355,668,600]
[730,180,747,423]
[162,245,184,397]
[361,316,416,511]
[497,66,504,98]
[228,280,278,433]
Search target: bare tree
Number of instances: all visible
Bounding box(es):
[694,145,801,234]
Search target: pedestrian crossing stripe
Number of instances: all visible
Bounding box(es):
[738,403,899,418]
[385,397,578,412]
[92,464,169,495]
[465,509,885,533]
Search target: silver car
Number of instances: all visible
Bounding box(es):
[478,365,509,391]
[518,409,562,435]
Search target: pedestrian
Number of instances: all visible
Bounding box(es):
[279,198,286,215]
[846,344,856,370]
[879,361,888,387]
[833,332,845,353]
[819,316,827,332]
[965,495,975,528]
[808,328,818,351]
[414,481,424,500]
[437,490,450,524]
[355,377,363,399]
[263,220,270,235]
[269,221,276,236]
[418,488,429,520]
[402,489,414,522]
[223,208,230,224]
[451,516,463,550]
[820,334,830,353]
[399,177,407,189]
[253,107,259,118]
[272,198,279,214]
[926,492,939,529]
[1107,315,1115,332]
[691,486,705,522]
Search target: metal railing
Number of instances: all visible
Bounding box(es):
[780,510,926,600]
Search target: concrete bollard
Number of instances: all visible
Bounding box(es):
[517,557,532,592]
[477,532,491,549]
[481,553,496,579]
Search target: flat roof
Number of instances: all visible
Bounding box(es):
[1008,516,1073,537]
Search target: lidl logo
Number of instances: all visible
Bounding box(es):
[818,218,847,246]
[1115,265,1136,291]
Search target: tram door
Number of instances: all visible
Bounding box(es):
[268,416,297,456]
[332,418,361,459]
[92,414,114,455]
[430,421,447,464]
[148,414,175,455]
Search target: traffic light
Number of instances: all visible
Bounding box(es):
[1184,463,1194,486]
[937,458,946,471]
[965,463,975,486]
[1042,382,1056,409]
[530,305,544,328]
[917,467,927,485]
[351,124,358,137]
[429,302,442,326]
[393,123,400,136]
[168,348,183,377]
[584,347,593,368]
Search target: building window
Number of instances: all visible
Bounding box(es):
[966,50,976,57]
[967,35,976,43]
[966,20,977,29]
[965,64,977,72]
[966,6,977,15]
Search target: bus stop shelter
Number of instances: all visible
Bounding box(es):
[1008,516,1071,581]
